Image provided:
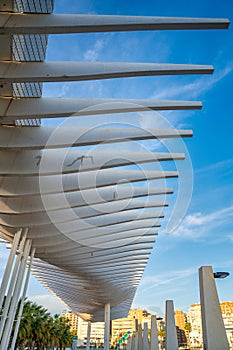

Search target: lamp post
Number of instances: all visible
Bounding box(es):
[199,266,230,350]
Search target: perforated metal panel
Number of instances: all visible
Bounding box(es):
[14,0,54,13]
[10,0,54,126]
[12,34,48,61]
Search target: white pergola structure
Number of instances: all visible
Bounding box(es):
[0,1,230,349]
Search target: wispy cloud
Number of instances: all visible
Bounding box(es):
[58,83,70,98]
[138,267,197,295]
[195,158,233,175]
[150,61,233,100]
[28,294,67,315]
[84,39,105,61]
[172,205,233,239]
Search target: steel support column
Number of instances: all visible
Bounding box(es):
[10,247,35,350]
[0,237,31,350]
[86,321,91,350]
[0,229,27,340]
[104,303,110,350]
[0,229,21,310]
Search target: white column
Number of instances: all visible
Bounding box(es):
[10,247,35,350]
[0,230,27,340]
[86,321,91,350]
[127,335,132,350]
[0,229,22,311]
[0,238,31,350]
[138,324,143,350]
[165,300,178,350]
[133,332,138,350]
[104,303,110,350]
[143,323,149,350]
[150,315,159,350]
[199,266,229,350]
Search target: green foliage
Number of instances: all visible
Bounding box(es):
[184,322,192,332]
[158,329,165,338]
[14,299,73,350]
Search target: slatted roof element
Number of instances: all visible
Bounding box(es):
[0,1,230,321]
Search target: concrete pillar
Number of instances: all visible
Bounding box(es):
[165,300,178,350]
[133,332,138,350]
[199,266,229,350]
[138,324,143,350]
[86,321,91,350]
[0,229,21,311]
[150,315,159,350]
[127,335,132,350]
[143,322,149,350]
[104,303,110,350]
[10,247,35,350]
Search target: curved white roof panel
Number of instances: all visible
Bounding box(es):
[0,0,229,321]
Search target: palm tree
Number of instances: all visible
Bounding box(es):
[13,300,48,349]
[52,314,73,350]
[11,298,73,349]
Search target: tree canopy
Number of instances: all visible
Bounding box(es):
[12,299,73,350]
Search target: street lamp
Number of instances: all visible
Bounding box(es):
[199,266,230,350]
[213,271,230,279]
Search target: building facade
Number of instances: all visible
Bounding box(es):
[174,310,189,348]
[61,310,79,334]
[188,302,233,349]
[78,318,105,345]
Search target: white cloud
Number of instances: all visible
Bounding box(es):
[84,39,105,61]
[28,294,67,315]
[195,158,233,175]
[150,61,233,100]
[172,205,233,239]
[58,83,70,98]
[137,267,197,296]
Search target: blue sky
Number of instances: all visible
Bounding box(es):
[0,0,233,317]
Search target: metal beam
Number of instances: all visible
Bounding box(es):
[0,97,202,121]
[30,218,161,246]
[0,198,168,227]
[0,61,213,83]
[0,150,184,176]
[1,212,162,241]
[0,126,193,150]
[0,14,229,35]
[0,186,173,214]
[0,169,178,196]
